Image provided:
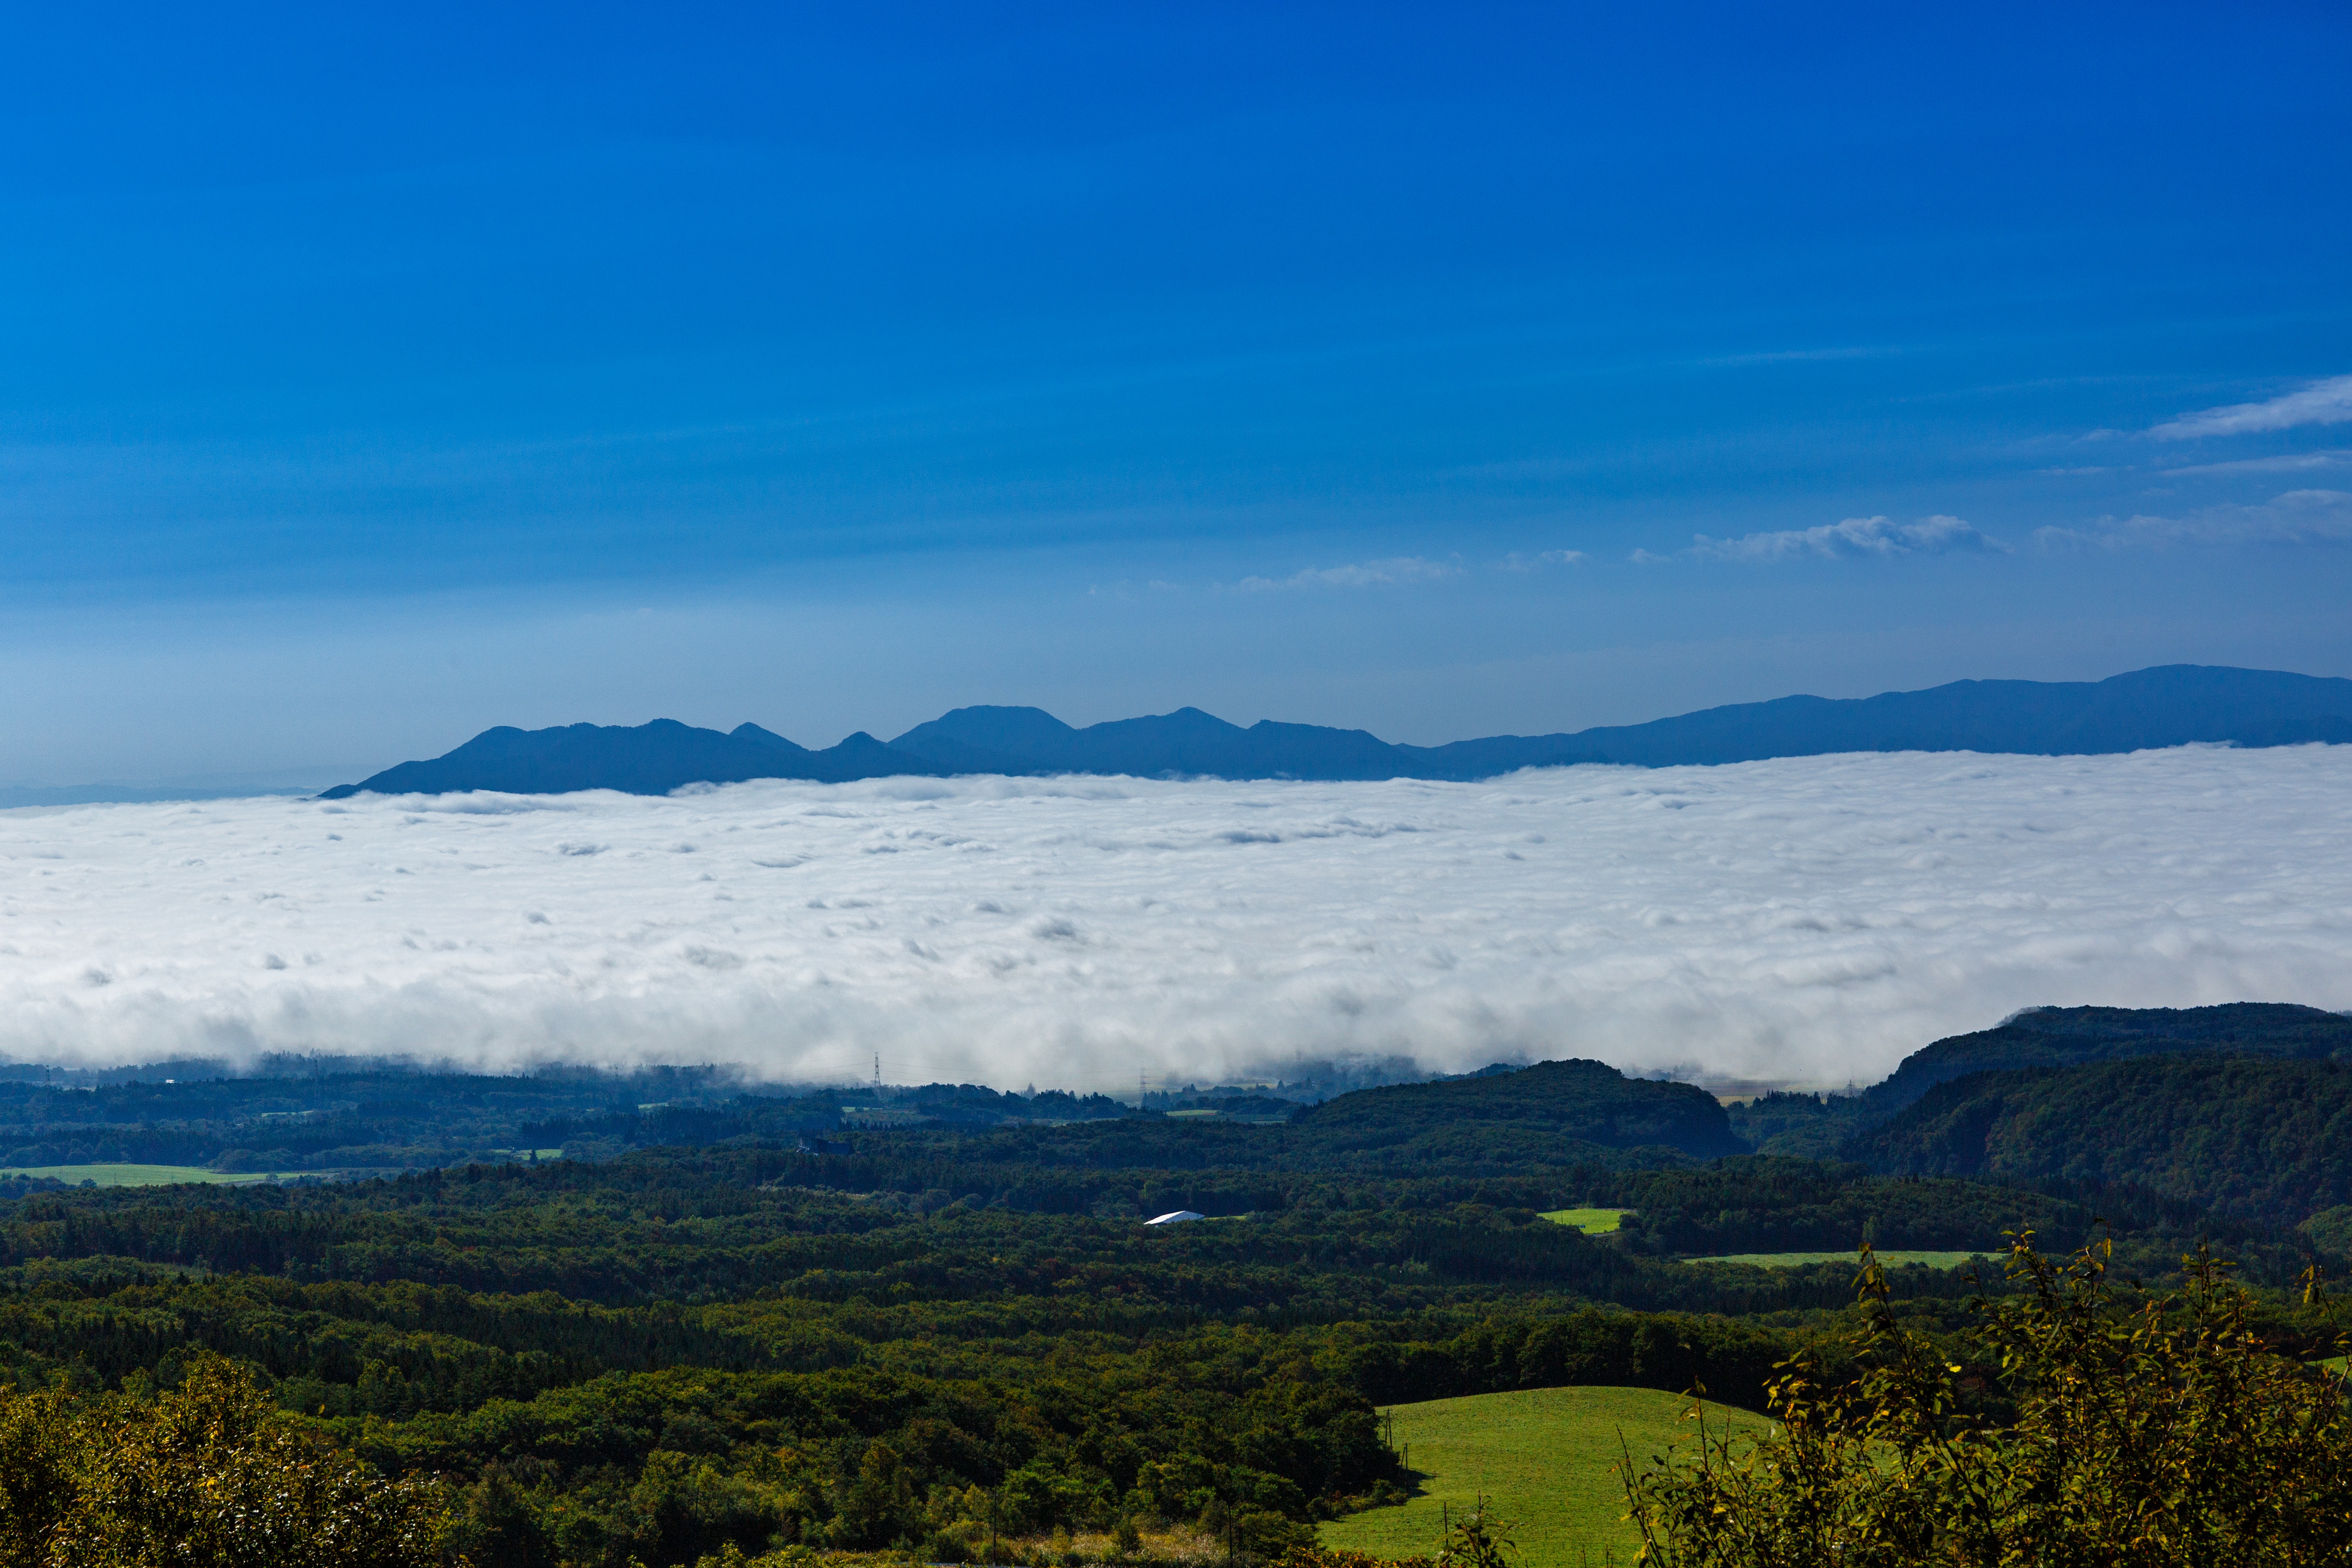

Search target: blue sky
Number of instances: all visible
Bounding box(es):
[3,3,2349,785]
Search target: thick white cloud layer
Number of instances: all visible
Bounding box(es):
[2,748,2348,1091]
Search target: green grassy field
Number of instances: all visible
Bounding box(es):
[1684,1250,1986,1270]
[0,1163,279,1187]
[1539,1208,1631,1234]
[1319,1386,1766,1567]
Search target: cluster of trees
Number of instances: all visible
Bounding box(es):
[0,1351,453,1565]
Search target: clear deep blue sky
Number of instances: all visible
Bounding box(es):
[4,4,2350,784]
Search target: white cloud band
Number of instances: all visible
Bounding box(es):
[1682,514,2007,562]
[2036,488,2352,550]
[5,748,2350,1090]
[1235,557,1461,591]
[2152,374,2352,440]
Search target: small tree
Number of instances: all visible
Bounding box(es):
[1623,1235,2352,1566]
[1435,1494,1517,1568]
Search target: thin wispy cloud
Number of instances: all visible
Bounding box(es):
[2036,488,2352,550]
[3,751,2349,1089]
[1501,549,1588,573]
[2160,450,2352,479]
[2151,374,2352,440]
[1234,556,1462,591]
[1660,514,2007,563]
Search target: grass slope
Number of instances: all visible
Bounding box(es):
[1320,1387,1764,1567]
[0,1163,276,1187]
[1540,1208,1631,1234]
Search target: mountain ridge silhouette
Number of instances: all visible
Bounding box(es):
[318,664,2352,799]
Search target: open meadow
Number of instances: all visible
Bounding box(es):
[1539,1208,1630,1234]
[1319,1387,1768,1568]
[0,1162,279,1187]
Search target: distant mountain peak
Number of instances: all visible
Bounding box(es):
[317,663,2352,799]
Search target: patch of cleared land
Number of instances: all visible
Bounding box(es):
[0,1163,284,1187]
[1539,1208,1631,1234]
[1319,1386,1765,1567]
[1685,1250,1986,1270]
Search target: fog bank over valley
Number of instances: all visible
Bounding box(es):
[0,747,2346,1089]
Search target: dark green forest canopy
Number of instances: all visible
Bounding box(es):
[1858,1002,2352,1117]
[0,1014,2345,1566]
[0,1150,1892,1568]
[1284,1059,1743,1162]
[1844,1053,2352,1221]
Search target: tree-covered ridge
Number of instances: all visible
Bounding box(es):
[1844,1053,2352,1221]
[0,1068,1151,1176]
[1285,1060,1741,1162]
[8,1005,2343,1191]
[1857,1001,2352,1116]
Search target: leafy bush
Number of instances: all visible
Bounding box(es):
[0,1351,455,1566]
[1625,1238,2352,1565]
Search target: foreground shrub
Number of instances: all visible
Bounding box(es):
[0,1353,455,1567]
[1625,1237,2352,1566]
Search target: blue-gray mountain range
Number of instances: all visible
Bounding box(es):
[315,664,2352,799]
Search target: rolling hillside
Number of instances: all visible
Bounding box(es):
[1320,1387,1766,1567]
[1844,1053,2352,1221]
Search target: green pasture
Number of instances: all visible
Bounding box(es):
[1684,1250,1986,1270]
[1319,1386,1766,1567]
[0,1163,277,1188]
[1540,1208,1631,1235]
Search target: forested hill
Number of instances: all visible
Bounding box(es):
[1857,1001,2352,1117]
[1843,1053,2352,1222]
[1286,1059,1743,1162]
[318,663,2352,796]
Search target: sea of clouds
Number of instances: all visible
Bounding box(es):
[2,746,2349,1091]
